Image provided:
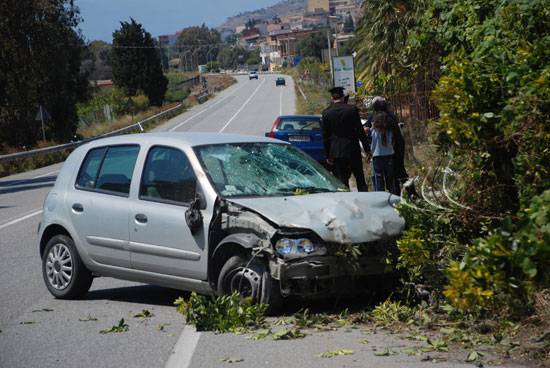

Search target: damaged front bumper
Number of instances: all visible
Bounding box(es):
[269,239,397,298]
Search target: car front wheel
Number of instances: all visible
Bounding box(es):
[42,234,93,299]
[217,255,282,315]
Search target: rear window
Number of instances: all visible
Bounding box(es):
[277,118,321,131]
[76,145,140,196]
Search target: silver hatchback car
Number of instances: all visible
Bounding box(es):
[39,132,404,312]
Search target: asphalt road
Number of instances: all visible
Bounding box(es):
[0,74,525,368]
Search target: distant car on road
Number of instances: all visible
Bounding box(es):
[38,133,404,313]
[275,77,286,86]
[266,115,325,162]
[249,71,258,80]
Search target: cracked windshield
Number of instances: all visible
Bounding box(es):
[196,142,346,197]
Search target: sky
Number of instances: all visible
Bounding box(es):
[76,0,281,42]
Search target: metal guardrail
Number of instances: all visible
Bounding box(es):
[0,103,183,163]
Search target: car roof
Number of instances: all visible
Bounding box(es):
[279,114,321,119]
[80,132,281,150]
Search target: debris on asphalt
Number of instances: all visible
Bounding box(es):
[271,328,305,340]
[316,349,354,358]
[19,321,38,325]
[31,308,54,312]
[157,323,170,332]
[100,318,129,334]
[78,314,98,322]
[221,356,244,363]
[133,309,154,319]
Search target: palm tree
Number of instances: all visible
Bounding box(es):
[353,0,421,93]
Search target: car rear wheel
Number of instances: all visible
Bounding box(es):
[217,255,282,315]
[42,234,93,299]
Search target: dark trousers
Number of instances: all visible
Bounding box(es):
[333,157,368,192]
[372,155,398,195]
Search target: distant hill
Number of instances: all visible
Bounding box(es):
[218,0,306,31]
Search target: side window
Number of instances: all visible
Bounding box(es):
[140,146,196,205]
[76,145,139,196]
[76,147,107,189]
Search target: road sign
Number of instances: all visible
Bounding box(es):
[35,105,51,141]
[332,55,356,94]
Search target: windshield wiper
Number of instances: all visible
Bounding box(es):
[277,186,333,194]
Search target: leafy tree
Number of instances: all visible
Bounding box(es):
[205,61,220,73]
[0,0,89,147]
[245,49,261,66]
[353,0,419,90]
[111,19,168,106]
[296,32,326,60]
[82,40,113,81]
[217,47,252,70]
[177,24,221,70]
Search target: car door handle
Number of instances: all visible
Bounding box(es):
[135,214,148,224]
[72,203,84,213]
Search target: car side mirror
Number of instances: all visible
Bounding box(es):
[185,180,204,235]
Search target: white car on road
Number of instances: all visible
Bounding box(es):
[38,133,404,313]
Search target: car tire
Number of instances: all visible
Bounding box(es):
[217,254,282,315]
[42,234,93,299]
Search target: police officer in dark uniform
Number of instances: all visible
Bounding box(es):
[321,87,369,191]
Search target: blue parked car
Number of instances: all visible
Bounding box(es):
[265,115,325,162]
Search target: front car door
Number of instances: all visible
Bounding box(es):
[129,145,207,280]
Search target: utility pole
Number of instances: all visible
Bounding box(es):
[327,19,334,86]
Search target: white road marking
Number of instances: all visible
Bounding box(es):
[0,209,43,231]
[279,82,283,116]
[219,77,266,132]
[169,80,249,132]
[164,326,201,368]
[33,170,59,179]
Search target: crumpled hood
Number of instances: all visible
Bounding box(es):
[229,192,405,244]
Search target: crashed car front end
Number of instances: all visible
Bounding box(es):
[194,142,405,299]
[217,193,405,299]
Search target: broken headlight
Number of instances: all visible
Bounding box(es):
[275,238,316,256]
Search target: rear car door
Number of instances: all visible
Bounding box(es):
[67,145,140,268]
[129,145,207,280]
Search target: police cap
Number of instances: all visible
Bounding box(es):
[329,86,345,98]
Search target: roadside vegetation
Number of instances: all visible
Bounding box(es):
[287,58,332,115]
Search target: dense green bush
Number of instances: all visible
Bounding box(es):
[174,292,267,333]
[356,0,549,316]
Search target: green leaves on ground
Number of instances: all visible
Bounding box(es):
[247,329,271,340]
[133,309,154,319]
[100,319,129,334]
[373,348,398,357]
[271,328,305,340]
[466,351,484,363]
[371,300,414,326]
[317,349,354,358]
[174,292,266,333]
